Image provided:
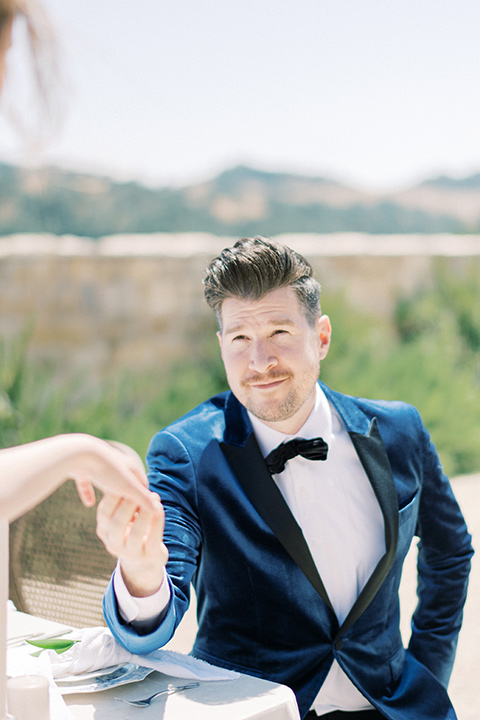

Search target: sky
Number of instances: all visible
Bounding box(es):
[1,0,480,192]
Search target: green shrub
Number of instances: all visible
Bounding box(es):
[2,267,479,478]
[321,264,480,476]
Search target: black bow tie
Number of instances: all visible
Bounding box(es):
[265,437,329,475]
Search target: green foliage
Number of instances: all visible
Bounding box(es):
[2,268,480,478]
[321,262,480,476]
[0,320,228,462]
[0,327,32,448]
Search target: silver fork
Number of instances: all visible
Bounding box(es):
[115,681,200,707]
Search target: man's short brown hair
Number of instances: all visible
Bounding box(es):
[204,237,321,329]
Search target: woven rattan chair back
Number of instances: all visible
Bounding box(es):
[9,480,115,628]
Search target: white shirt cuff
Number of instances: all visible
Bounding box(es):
[113,562,171,623]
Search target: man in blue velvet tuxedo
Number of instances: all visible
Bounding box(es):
[99,237,473,720]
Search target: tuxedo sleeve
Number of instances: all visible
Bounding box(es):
[103,429,202,654]
[407,410,473,687]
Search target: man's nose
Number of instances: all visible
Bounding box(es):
[249,341,277,373]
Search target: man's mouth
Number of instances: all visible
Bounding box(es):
[244,375,290,390]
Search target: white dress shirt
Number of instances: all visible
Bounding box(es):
[248,385,385,714]
[115,385,386,715]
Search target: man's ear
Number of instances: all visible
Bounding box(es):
[217,330,223,356]
[316,315,331,359]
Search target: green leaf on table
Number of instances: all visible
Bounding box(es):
[26,638,78,654]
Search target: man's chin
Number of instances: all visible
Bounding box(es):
[246,400,297,425]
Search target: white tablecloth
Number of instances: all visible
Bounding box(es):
[64,670,299,720]
[7,608,300,720]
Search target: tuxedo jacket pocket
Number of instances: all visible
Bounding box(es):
[397,490,420,559]
[398,490,419,522]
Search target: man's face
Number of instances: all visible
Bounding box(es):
[218,286,331,435]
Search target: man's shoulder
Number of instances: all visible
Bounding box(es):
[157,391,232,437]
[320,382,422,427]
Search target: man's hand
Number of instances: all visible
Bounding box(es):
[96,493,169,598]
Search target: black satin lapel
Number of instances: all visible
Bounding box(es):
[338,418,399,637]
[350,418,399,551]
[221,434,333,611]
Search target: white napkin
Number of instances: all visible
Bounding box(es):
[48,626,239,682]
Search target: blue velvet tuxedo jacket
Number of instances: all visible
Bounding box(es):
[104,382,473,720]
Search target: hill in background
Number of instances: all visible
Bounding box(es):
[1,162,480,237]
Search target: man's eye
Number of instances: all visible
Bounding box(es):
[272,329,288,336]
[232,335,247,342]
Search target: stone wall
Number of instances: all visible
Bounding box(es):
[1,232,479,380]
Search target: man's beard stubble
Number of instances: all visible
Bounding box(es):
[239,366,320,425]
